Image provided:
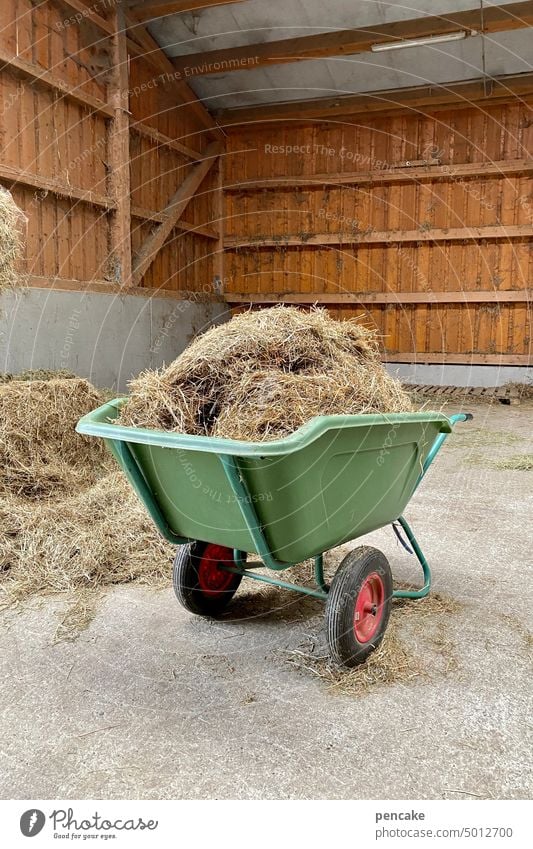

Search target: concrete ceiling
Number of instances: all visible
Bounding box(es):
[145,0,533,110]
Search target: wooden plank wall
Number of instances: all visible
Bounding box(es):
[223,102,533,364]
[128,56,218,292]
[0,0,218,295]
[0,0,109,283]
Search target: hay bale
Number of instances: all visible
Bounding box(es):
[0,188,26,290]
[0,378,109,499]
[120,306,413,440]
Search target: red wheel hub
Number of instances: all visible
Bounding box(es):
[197,544,235,598]
[353,572,385,643]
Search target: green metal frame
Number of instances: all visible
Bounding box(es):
[216,413,471,602]
[114,441,188,545]
[114,412,471,604]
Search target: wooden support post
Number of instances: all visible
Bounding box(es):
[132,142,221,285]
[108,3,132,286]
[214,156,225,293]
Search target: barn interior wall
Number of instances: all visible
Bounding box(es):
[0,1,530,384]
[0,0,226,387]
[223,103,532,371]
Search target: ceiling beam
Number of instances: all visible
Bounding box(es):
[124,12,223,137]
[57,1,221,136]
[56,0,115,35]
[215,72,533,125]
[172,1,533,77]
[383,353,531,366]
[126,1,245,23]
[0,162,113,209]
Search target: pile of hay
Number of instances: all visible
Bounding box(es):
[0,378,108,499]
[1,473,173,631]
[119,306,413,441]
[0,375,173,637]
[0,188,26,289]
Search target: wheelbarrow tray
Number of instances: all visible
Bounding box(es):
[77,400,451,565]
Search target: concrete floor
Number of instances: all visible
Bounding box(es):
[1,400,531,800]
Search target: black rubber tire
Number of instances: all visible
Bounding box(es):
[172,541,242,617]
[325,546,393,667]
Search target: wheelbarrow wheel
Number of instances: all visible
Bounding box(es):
[325,546,393,667]
[172,541,242,617]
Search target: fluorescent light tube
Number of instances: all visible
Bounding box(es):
[371,31,468,52]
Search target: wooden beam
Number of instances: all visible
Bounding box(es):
[174,1,533,77]
[127,1,245,23]
[214,156,225,289]
[225,224,533,249]
[124,13,222,136]
[130,121,202,160]
[27,274,223,302]
[224,158,533,192]
[216,72,533,125]
[56,0,115,36]
[224,291,532,305]
[57,0,185,71]
[58,0,222,136]
[108,5,133,286]
[130,205,219,239]
[132,142,222,284]
[383,353,531,365]
[0,45,113,117]
[0,163,114,209]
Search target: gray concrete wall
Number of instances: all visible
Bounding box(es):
[1,288,530,390]
[387,362,532,387]
[0,287,229,392]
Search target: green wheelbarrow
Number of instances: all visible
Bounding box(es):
[77,402,472,667]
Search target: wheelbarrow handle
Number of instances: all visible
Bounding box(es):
[449,412,474,424]
[417,410,474,483]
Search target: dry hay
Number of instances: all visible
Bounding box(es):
[119,306,413,441]
[0,376,174,640]
[0,188,26,290]
[225,553,462,695]
[493,454,533,471]
[0,377,110,500]
[280,588,463,695]
[0,368,78,384]
[0,472,174,640]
